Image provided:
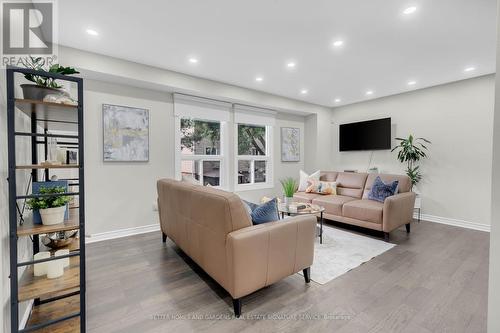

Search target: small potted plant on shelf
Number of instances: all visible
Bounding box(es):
[27,186,71,226]
[280,177,298,206]
[20,56,80,101]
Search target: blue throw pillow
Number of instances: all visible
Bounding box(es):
[368,176,399,203]
[243,198,279,225]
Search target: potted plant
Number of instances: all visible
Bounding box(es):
[27,186,71,225]
[280,177,298,205]
[391,134,431,191]
[20,56,80,100]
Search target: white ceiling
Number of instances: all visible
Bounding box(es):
[58,0,497,107]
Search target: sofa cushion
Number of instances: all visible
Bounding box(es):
[342,199,384,224]
[243,198,279,225]
[298,170,320,192]
[367,176,399,203]
[363,173,412,198]
[312,195,357,216]
[335,172,368,198]
[293,192,322,203]
[306,180,337,195]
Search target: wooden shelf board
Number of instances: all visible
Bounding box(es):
[18,256,80,302]
[15,99,78,130]
[26,294,80,333]
[17,209,79,237]
[16,164,79,169]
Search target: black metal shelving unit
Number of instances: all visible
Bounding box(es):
[6,66,85,332]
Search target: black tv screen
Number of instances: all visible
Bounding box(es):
[339,118,391,151]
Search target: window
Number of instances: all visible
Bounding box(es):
[235,123,272,189]
[180,118,223,186]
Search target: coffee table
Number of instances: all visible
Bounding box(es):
[278,204,325,244]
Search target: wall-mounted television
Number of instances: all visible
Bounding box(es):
[339,117,391,151]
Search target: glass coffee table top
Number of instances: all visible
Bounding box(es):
[278,203,325,244]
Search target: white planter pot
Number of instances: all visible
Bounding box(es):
[284,197,294,205]
[39,206,66,225]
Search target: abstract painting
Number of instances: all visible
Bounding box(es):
[281,127,300,162]
[103,104,149,161]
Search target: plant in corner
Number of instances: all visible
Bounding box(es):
[27,186,71,226]
[20,56,80,100]
[280,177,298,205]
[391,134,431,191]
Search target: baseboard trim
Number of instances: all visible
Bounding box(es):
[20,300,34,329]
[85,223,160,243]
[414,213,490,232]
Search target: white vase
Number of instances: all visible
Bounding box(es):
[39,206,66,225]
[284,197,294,206]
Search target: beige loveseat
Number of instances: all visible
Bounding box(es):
[294,172,415,240]
[157,178,316,317]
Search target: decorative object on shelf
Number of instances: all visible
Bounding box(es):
[47,259,64,279]
[27,186,71,226]
[32,181,69,224]
[43,93,78,106]
[41,230,78,249]
[280,177,298,205]
[66,149,78,164]
[46,136,59,163]
[33,252,50,277]
[20,56,79,100]
[103,104,149,162]
[55,249,70,268]
[281,127,300,162]
[391,134,431,191]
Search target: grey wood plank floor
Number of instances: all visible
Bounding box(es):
[85,220,489,333]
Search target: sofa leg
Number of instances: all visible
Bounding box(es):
[405,223,411,233]
[303,267,311,283]
[383,232,390,242]
[162,232,167,243]
[232,298,241,318]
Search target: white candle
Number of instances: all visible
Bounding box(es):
[47,259,64,279]
[55,249,70,268]
[33,252,50,277]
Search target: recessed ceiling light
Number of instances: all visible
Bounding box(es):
[407,80,417,86]
[86,29,98,36]
[403,6,417,15]
[334,98,341,103]
[287,62,296,68]
[464,66,476,72]
[333,40,344,47]
[188,57,199,64]
[300,89,308,95]
[366,90,374,96]
[255,76,263,82]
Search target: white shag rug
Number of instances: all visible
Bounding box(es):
[299,226,395,284]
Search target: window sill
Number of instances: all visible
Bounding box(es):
[235,183,275,192]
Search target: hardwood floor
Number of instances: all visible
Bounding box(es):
[86,220,489,333]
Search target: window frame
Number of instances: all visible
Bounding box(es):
[234,123,274,191]
[178,117,227,188]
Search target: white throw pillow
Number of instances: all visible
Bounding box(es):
[298,170,320,192]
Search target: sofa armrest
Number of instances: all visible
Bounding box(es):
[226,215,316,299]
[383,192,416,232]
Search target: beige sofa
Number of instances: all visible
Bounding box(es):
[157,178,316,317]
[294,171,415,240]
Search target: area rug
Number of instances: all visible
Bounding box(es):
[299,226,395,284]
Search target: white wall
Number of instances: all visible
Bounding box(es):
[331,75,495,228]
[82,79,307,235]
